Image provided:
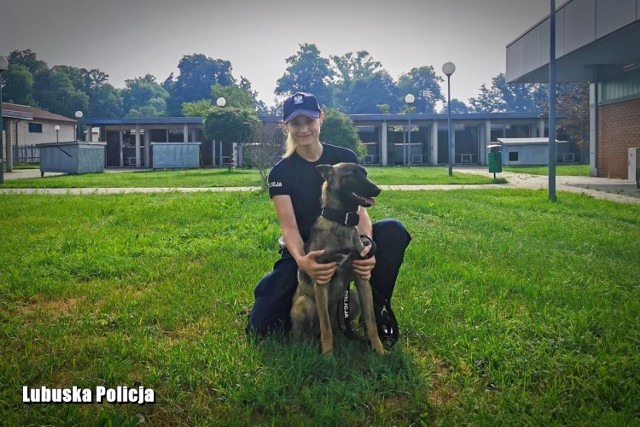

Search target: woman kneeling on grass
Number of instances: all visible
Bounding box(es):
[247,92,412,348]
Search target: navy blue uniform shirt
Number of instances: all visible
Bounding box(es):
[267,143,358,241]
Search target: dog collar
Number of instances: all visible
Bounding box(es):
[321,208,359,227]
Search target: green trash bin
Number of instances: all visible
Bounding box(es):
[487,144,502,179]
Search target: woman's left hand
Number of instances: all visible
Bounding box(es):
[353,247,376,281]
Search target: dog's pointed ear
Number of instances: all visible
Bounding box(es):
[316,164,334,181]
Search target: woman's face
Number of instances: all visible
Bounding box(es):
[286,114,323,148]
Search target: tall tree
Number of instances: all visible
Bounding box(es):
[126,98,167,118]
[440,98,469,114]
[275,43,335,106]
[397,66,444,113]
[5,49,48,107]
[1,64,35,105]
[331,51,383,111]
[470,73,547,113]
[343,71,399,114]
[50,65,122,118]
[87,84,123,118]
[238,77,268,113]
[212,83,255,110]
[34,68,89,118]
[7,49,47,78]
[122,74,168,115]
[166,54,235,116]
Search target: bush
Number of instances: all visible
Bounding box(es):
[320,108,366,158]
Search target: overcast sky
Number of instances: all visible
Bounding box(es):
[0,0,554,108]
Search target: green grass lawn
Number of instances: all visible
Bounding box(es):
[1,189,638,425]
[1,166,502,188]
[503,164,591,176]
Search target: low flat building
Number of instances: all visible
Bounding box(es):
[87,112,560,168]
[496,137,571,166]
[1,102,77,166]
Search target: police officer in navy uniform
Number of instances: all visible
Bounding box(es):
[247,92,411,347]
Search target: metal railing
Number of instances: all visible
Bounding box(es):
[13,144,40,164]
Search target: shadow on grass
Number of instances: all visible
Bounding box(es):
[242,330,432,425]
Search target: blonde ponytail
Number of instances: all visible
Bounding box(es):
[283,129,296,158]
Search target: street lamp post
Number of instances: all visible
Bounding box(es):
[215,97,226,166]
[442,62,456,176]
[74,111,84,141]
[54,125,60,143]
[404,94,415,165]
[548,0,558,202]
[0,55,9,184]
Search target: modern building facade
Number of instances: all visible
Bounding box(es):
[2,105,581,170]
[85,112,557,169]
[349,112,553,167]
[506,0,640,179]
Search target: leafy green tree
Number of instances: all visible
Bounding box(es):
[332,51,382,86]
[556,82,589,146]
[203,107,260,145]
[332,51,383,110]
[126,97,168,118]
[377,104,390,114]
[167,54,235,116]
[34,68,89,118]
[344,72,399,114]
[6,50,48,107]
[212,83,254,109]
[275,43,335,106]
[182,100,213,117]
[440,98,469,114]
[319,108,366,157]
[397,66,444,113]
[470,73,547,113]
[8,49,47,78]
[122,74,168,115]
[238,77,268,113]
[1,64,35,105]
[329,50,400,113]
[88,84,123,118]
[49,65,122,118]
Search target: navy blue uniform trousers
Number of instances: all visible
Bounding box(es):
[247,219,412,335]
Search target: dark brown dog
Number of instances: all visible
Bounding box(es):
[290,162,385,355]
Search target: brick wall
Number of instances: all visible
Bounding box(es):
[598,97,640,178]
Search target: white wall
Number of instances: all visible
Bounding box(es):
[13,121,76,145]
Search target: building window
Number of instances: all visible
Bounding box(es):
[28,123,43,133]
[509,151,519,162]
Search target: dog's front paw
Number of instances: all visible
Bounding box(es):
[369,337,389,356]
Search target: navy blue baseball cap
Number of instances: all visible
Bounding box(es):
[282,92,322,123]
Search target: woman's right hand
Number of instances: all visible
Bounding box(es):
[297,249,337,285]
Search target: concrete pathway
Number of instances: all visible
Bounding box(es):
[454,166,640,205]
[1,167,639,205]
